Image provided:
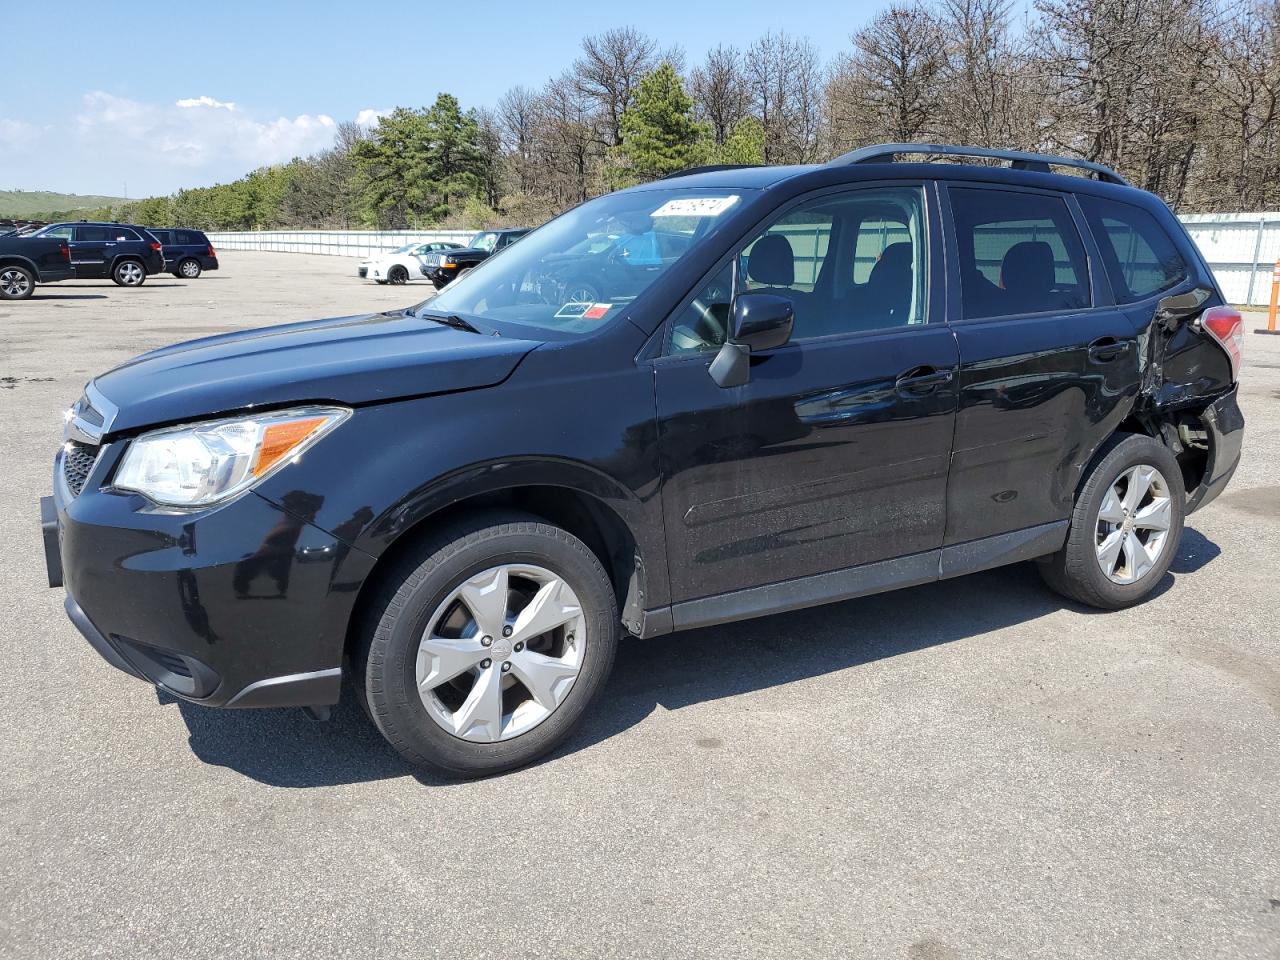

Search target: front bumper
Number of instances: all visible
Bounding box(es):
[358,264,369,278]
[1186,384,1244,513]
[44,445,376,708]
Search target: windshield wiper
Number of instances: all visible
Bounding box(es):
[418,310,483,334]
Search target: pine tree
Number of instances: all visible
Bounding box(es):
[616,63,709,183]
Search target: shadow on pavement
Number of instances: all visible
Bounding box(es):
[29,293,109,300]
[173,526,1219,788]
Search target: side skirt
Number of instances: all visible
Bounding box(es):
[638,520,1068,637]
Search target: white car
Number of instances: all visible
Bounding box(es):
[359,241,462,284]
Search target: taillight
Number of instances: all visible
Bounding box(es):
[59,242,70,261]
[207,244,216,257]
[1201,305,1243,382]
[150,241,162,253]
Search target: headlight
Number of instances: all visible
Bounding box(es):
[113,406,349,506]
[441,256,455,266]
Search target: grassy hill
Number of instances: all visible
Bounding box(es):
[0,190,124,218]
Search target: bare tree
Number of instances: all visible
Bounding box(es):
[497,85,539,194]
[744,32,825,163]
[690,45,749,145]
[574,27,663,147]
[532,71,603,205]
[827,4,947,151]
[934,0,1037,148]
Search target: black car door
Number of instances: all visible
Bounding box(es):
[940,183,1139,548]
[653,183,959,624]
[70,225,110,279]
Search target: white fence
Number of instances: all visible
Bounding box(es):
[1179,213,1280,306]
[204,229,476,259]
[207,213,1280,306]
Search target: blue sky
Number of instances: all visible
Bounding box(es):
[0,1,884,198]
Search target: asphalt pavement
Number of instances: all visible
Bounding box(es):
[1,253,1277,959]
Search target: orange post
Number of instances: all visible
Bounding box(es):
[1269,259,1280,333]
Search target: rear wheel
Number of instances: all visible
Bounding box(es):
[0,265,34,300]
[112,259,146,287]
[388,265,409,284]
[1039,434,1185,609]
[357,512,619,777]
[178,258,201,279]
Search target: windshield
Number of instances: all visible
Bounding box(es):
[430,188,745,335]
[389,243,416,254]
[470,232,498,252]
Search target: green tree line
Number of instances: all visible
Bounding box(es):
[67,1,1280,231]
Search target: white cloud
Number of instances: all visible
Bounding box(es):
[355,108,389,128]
[0,93,379,196]
[176,95,237,111]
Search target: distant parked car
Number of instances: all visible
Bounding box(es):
[359,241,463,284]
[0,232,73,299]
[28,221,164,287]
[147,228,219,279]
[419,229,530,289]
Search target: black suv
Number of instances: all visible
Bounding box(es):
[420,228,529,288]
[146,228,219,279]
[42,145,1244,777]
[29,221,164,286]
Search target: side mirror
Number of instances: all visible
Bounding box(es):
[709,294,794,388]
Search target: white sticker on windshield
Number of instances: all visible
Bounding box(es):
[650,196,739,218]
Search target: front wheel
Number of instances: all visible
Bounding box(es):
[0,265,35,300]
[1039,433,1185,609]
[388,265,409,284]
[358,512,619,777]
[112,260,146,287]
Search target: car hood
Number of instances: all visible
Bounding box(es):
[93,310,540,434]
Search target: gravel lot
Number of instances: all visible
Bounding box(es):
[1,251,1277,960]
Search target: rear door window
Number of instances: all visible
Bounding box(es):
[949,188,1090,320]
[75,226,109,242]
[1076,195,1188,303]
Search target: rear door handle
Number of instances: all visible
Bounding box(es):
[1088,337,1132,363]
[895,367,953,396]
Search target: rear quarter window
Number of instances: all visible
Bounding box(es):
[177,230,204,244]
[1077,195,1188,304]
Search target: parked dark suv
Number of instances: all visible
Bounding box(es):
[29,221,164,286]
[42,145,1244,777]
[147,228,219,279]
[420,228,529,288]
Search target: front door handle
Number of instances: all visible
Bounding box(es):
[1088,337,1132,363]
[895,366,953,396]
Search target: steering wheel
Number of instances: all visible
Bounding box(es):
[671,297,728,353]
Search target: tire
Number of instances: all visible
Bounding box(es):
[357,511,619,777]
[112,259,146,287]
[178,258,201,279]
[0,264,35,300]
[388,265,409,284]
[1039,433,1185,609]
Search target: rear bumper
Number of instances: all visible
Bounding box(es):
[1187,385,1243,513]
[44,448,376,709]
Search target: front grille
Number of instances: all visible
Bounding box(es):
[151,649,194,679]
[421,253,441,268]
[62,440,99,496]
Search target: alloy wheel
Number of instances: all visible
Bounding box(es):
[0,268,31,298]
[180,260,200,278]
[118,262,144,285]
[1095,464,1173,584]
[416,564,586,742]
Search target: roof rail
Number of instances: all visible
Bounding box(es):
[827,143,1130,186]
[659,164,760,180]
